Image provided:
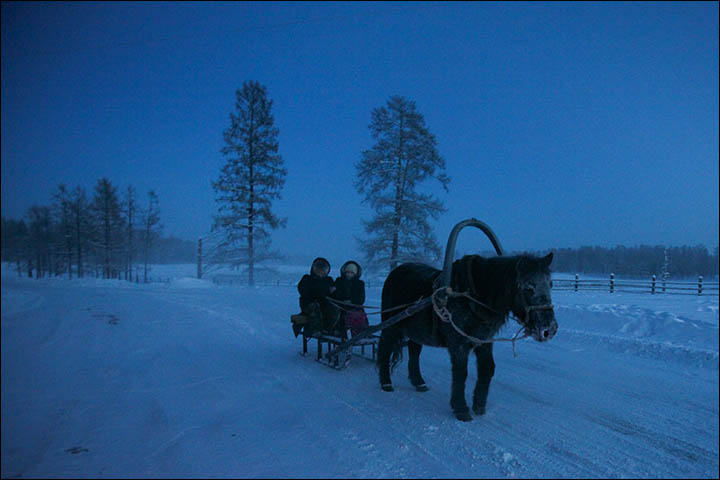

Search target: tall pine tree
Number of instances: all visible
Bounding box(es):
[212,81,287,286]
[355,96,450,271]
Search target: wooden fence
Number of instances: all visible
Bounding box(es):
[211,276,296,287]
[552,274,719,296]
[207,272,718,297]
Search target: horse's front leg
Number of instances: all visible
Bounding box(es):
[472,343,495,415]
[449,343,473,421]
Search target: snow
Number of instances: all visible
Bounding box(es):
[2,263,718,478]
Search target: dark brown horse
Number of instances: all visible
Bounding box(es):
[377,253,558,421]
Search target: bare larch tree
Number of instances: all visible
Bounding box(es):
[212,80,287,286]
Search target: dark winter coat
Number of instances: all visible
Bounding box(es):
[298,257,335,313]
[331,261,366,309]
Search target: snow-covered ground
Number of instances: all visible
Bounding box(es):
[2,264,718,478]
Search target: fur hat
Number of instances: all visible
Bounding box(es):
[311,257,330,274]
[341,261,362,278]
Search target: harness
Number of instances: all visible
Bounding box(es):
[325,258,555,358]
[430,257,554,356]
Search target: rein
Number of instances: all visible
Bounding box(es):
[326,297,422,316]
[431,287,529,357]
[325,276,553,358]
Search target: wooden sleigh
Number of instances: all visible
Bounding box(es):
[291,313,380,369]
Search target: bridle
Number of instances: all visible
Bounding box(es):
[514,281,554,330]
[463,256,554,327]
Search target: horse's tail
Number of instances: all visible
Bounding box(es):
[389,337,404,373]
[374,332,404,373]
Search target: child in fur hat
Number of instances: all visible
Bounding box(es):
[332,260,368,337]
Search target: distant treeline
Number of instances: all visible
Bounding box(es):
[526,245,718,279]
[1,178,162,281]
[114,242,720,278]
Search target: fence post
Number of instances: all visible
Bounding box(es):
[197,237,203,279]
[651,275,656,295]
[610,273,615,293]
[698,276,703,296]
[574,274,579,292]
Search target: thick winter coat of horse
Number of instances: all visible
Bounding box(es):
[377,253,558,421]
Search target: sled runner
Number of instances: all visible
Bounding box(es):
[320,296,434,369]
[298,329,380,368]
[290,295,432,371]
[292,309,379,369]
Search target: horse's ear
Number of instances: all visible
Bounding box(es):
[542,252,554,268]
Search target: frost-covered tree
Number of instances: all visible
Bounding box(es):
[212,80,287,286]
[140,190,162,283]
[90,178,123,279]
[25,205,53,278]
[52,184,74,278]
[122,185,138,282]
[69,186,89,278]
[1,217,29,276]
[355,96,450,271]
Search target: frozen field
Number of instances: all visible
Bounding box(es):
[1,264,718,478]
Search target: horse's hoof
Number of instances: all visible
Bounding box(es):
[473,404,486,415]
[381,384,394,392]
[455,411,473,422]
[414,383,429,392]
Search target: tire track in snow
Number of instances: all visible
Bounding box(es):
[129,283,719,477]
[324,387,462,477]
[138,290,261,338]
[370,339,717,478]
[294,349,526,477]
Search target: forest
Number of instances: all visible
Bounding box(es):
[531,244,718,279]
[1,178,162,282]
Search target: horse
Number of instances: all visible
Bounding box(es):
[377,252,558,421]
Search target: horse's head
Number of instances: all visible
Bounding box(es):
[513,253,558,342]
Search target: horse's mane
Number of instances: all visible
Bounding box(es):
[451,255,530,317]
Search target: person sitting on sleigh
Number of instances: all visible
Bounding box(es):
[331,260,368,338]
[292,257,340,338]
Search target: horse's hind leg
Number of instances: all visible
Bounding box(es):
[472,343,495,415]
[377,330,400,392]
[407,341,429,392]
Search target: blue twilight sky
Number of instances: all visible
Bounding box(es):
[2,1,718,262]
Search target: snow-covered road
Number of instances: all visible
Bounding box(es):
[2,272,718,478]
